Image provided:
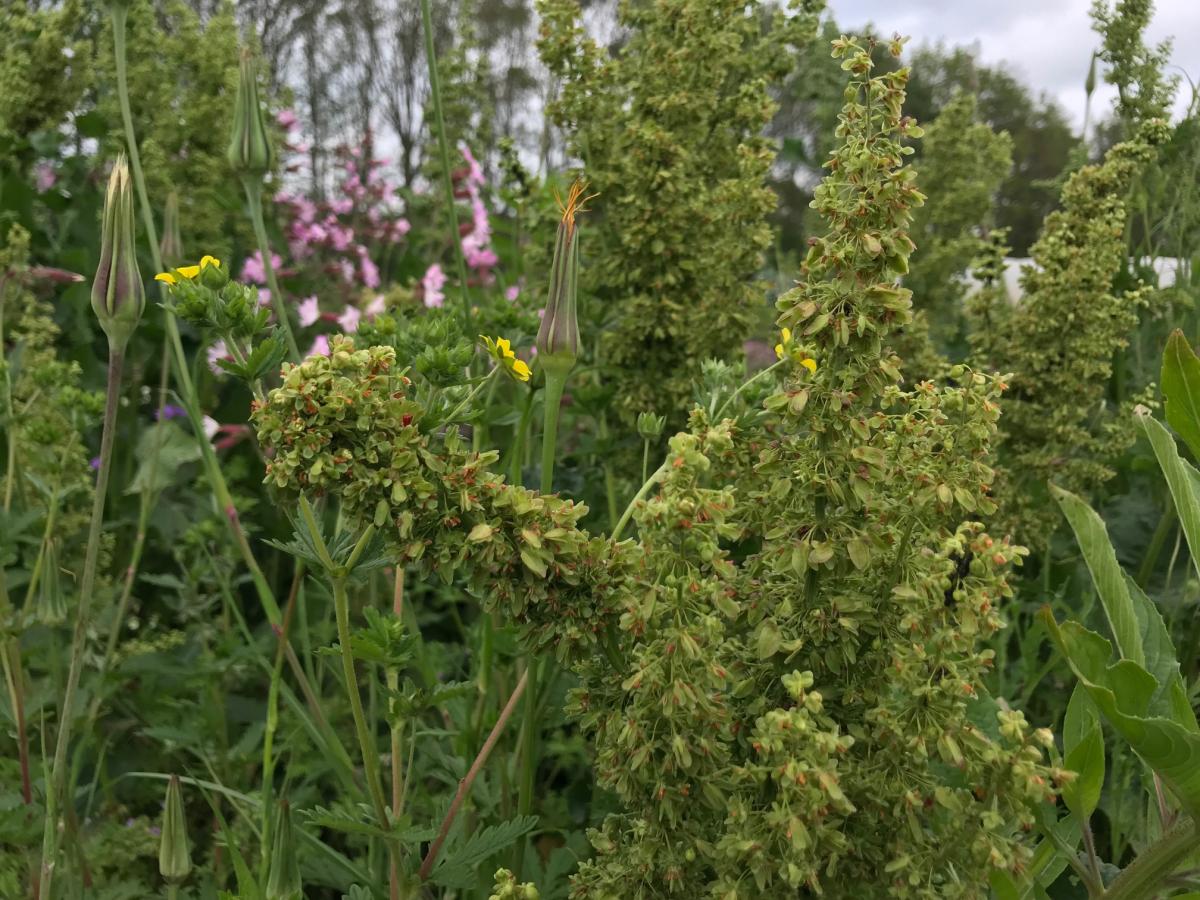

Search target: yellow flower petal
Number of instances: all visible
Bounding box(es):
[510,359,532,381]
[199,255,221,270]
[801,358,817,374]
[774,343,784,359]
[496,337,513,358]
[155,272,177,284]
[781,327,792,344]
[176,265,201,279]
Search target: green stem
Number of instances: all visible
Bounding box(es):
[539,373,566,496]
[333,576,390,828]
[1103,817,1198,900]
[111,3,281,626]
[39,348,124,897]
[242,177,300,361]
[419,0,473,332]
[641,439,650,486]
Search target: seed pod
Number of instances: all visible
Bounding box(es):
[90,155,145,353]
[159,191,184,269]
[265,799,302,899]
[158,775,191,883]
[637,411,666,440]
[227,48,274,178]
[536,180,593,378]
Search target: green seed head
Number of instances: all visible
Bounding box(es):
[35,539,67,626]
[536,180,593,378]
[158,775,191,883]
[227,47,274,178]
[637,411,666,440]
[90,155,145,353]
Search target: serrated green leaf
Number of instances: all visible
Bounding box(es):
[430,815,538,889]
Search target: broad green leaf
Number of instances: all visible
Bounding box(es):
[1162,329,1200,460]
[1062,723,1104,820]
[1050,484,1144,667]
[1043,613,1200,816]
[1125,573,1197,731]
[1140,414,1200,587]
[1062,685,1104,820]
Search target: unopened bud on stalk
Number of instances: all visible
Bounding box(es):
[266,799,302,900]
[637,411,666,440]
[1085,51,1097,99]
[160,191,184,269]
[536,180,594,378]
[158,775,191,883]
[36,539,67,626]
[227,48,274,178]
[91,155,145,353]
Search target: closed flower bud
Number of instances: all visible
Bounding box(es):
[159,775,191,883]
[36,539,67,626]
[536,180,593,378]
[1084,51,1097,98]
[159,191,184,269]
[637,411,666,440]
[91,156,145,352]
[227,48,274,178]
[265,799,302,900]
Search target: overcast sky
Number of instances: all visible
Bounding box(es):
[826,0,1199,127]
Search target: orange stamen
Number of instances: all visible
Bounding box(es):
[554,178,599,233]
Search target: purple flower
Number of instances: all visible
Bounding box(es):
[298,295,321,327]
[257,288,272,307]
[359,252,380,289]
[277,108,299,131]
[241,250,282,285]
[337,304,361,334]
[366,294,387,319]
[308,334,331,357]
[422,264,446,308]
[155,404,186,421]
[460,144,485,189]
[505,284,520,302]
[90,456,101,471]
[35,163,57,193]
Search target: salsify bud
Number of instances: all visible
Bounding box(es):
[36,539,67,626]
[91,155,145,353]
[536,179,594,378]
[159,191,184,269]
[266,799,302,900]
[227,47,274,178]
[159,775,191,883]
[1084,51,1097,99]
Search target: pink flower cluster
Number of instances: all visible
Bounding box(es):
[270,130,409,292]
[456,145,498,277]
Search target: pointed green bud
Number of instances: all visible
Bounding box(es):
[36,539,67,626]
[159,775,191,883]
[637,411,666,440]
[227,47,274,178]
[536,180,592,378]
[1085,51,1097,98]
[91,155,145,353]
[159,191,184,269]
[266,799,302,900]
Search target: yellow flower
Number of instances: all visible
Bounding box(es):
[479,335,532,382]
[774,327,792,360]
[155,255,221,285]
[800,357,817,374]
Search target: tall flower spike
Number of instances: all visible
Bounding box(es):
[227,47,274,177]
[91,154,145,353]
[536,179,595,377]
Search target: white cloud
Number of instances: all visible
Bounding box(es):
[825,0,1200,126]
